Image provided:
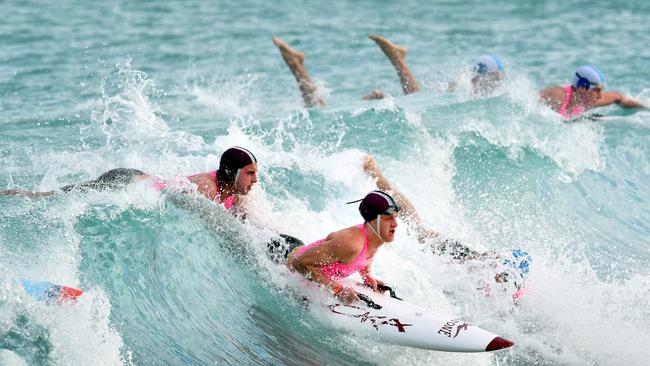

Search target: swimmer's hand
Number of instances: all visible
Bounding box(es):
[362,155,379,178]
[416,227,440,244]
[336,287,360,304]
[363,276,385,292]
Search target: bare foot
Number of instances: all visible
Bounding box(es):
[362,89,385,100]
[272,36,305,68]
[369,35,408,64]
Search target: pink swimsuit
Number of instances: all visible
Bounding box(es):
[152,170,234,209]
[558,85,583,118]
[296,224,373,280]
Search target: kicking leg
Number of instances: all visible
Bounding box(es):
[2,168,149,198]
[61,168,148,192]
[0,188,56,198]
[272,36,326,107]
[369,35,421,95]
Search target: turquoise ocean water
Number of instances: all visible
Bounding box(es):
[1,0,649,365]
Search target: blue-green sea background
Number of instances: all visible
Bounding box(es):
[1,0,649,365]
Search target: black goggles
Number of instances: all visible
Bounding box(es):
[382,204,401,215]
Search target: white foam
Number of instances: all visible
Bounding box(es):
[188,74,261,118]
[35,289,130,365]
[3,55,647,365]
[90,58,170,143]
[0,349,28,366]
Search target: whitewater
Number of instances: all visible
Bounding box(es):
[1,1,649,365]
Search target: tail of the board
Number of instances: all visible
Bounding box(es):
[22,279,83,304]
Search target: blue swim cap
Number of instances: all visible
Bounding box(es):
[501,249,533,279]
[572,65,606,90]
[473,54,505,75]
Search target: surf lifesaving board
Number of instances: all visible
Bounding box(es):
[313,279,513,352]
[22,279,83,304]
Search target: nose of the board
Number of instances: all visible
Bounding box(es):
[485,336,514,351]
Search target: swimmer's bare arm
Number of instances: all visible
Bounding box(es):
[362,156,489,261]
[539,87,564,112]
[595,91,646,109]
[0,188,56,198]
[187,174,220,202]
[362,155,439,242]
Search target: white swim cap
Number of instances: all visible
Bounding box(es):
[473,54,505,75]
[572,65,606,90]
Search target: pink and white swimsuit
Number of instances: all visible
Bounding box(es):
[295,224,373,280]
[558,85,583,118]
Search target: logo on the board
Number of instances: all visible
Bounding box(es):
[453,322,469,338]
[437,319,470,338]
[330,304,413,333]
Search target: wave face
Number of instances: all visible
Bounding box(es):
[2,1,650,365]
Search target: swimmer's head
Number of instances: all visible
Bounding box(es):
[572,65,606,106]
[471,54,504,97]
[473,54,505,76]
[348,190,400,242]
[218,146,258,194]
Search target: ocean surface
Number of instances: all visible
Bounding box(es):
[1,0,649,365]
